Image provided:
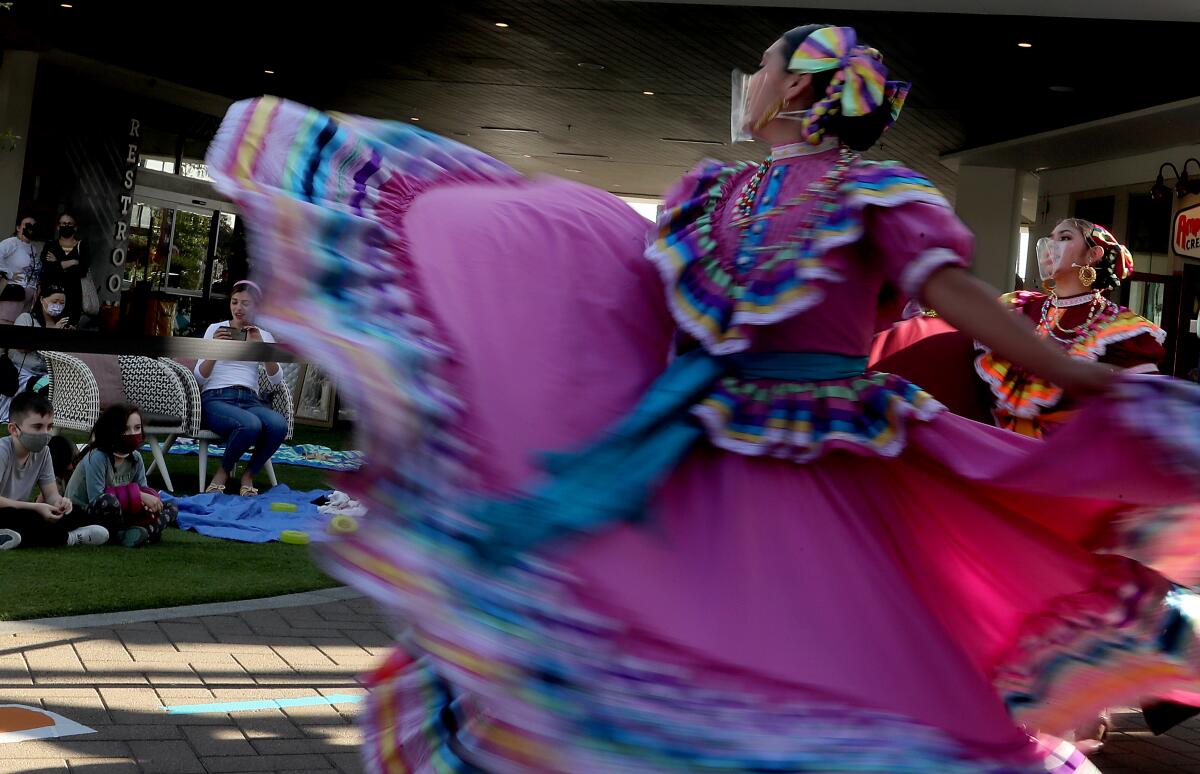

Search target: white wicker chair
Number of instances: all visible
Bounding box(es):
[160,359,295,491]
[118,356,189,492]
[43,352,189,490]
[42,351,100,433]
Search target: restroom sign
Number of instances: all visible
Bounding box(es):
[1174,203,1200,258]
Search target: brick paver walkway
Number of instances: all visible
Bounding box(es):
[2,591,1199,772]
[0,593,384,773]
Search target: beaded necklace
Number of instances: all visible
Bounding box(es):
[729,146,856,272]
[1036,292,1115,347]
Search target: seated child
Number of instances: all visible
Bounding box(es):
[0,392,108,549]
[65,404,177,548]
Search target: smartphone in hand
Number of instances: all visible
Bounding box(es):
[217,326,247,341]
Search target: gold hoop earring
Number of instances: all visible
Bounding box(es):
[1077,264,1097,288]
[753,99,784,130]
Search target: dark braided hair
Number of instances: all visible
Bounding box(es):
[778,25,897,151]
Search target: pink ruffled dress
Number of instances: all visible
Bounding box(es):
[207,96,1200,773]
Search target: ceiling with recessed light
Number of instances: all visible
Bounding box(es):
[4,0,1200,200]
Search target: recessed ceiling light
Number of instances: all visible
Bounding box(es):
[522,154,532,158]
[480,126,540,134]
[1017,42,1033,48]
[642,91,655,96]
[410,117,420,121]
[1048,85,1075,93]
[494,22,509,28]
[577,62,606,71]
[564,168,584,173]
[660,137,724,146]
[60,3,73,7]
[263,69,275,75]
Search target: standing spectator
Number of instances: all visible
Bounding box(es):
[0,215,39,324]
[65,404,177,548]
[39,212,92,325]
[0,392,107,549]
[194,279,286,496]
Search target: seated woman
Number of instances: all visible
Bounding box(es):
[194,279,286,496]
[13,283,72,388]
[65,404,177,548]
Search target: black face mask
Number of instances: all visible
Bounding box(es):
[20,225,34,239]
[58,225,76,238]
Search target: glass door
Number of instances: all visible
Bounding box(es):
[124,195,215,296]
[1119,272,1181,375]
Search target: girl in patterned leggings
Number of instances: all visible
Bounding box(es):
[65,404,177,547]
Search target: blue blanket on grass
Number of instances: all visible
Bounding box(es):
[168,486,332,543]
[143,439,364,472]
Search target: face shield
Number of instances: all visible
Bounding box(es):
[731,69,754,143]
[732,67,820,144]
[1035,237,1067,282]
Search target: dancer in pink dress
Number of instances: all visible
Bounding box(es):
[208,23,1200,773]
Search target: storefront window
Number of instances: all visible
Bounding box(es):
[210,213,239,297]
[180,136,213,181]
[164,209,212,293]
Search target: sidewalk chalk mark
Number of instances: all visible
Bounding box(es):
[163,694,363,715]
[0,705,95,743]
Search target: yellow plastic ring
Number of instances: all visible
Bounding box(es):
[280,530,310,545]
[327,515,359,536]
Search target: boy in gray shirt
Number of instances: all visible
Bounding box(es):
[0,392,107,549]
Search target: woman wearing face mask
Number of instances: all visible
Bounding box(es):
[39,212,90,325]
[0,215,40,323]
[207,25,1200,773]
[976,219,1164,439]
[8,285,73,396]
[65,404,177,548]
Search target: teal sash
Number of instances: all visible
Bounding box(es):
[467,349,868,564]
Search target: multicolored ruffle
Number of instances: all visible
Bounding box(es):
[205,97,512,513]
[336,530,1049,773]
[646,157,949,356]
[976,292,1166,419]
[994,555,1200,735]
[692,370,944,461]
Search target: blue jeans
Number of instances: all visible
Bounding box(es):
[201,387,288,475]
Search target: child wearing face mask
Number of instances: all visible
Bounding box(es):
[65,404,177,548]
[0,392,108,549]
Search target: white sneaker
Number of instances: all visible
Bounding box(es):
[0,529,21,550]
[67,525,109,546]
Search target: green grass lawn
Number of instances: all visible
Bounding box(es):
[0,422,357,621]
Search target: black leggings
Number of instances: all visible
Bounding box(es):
[85,492,178,544]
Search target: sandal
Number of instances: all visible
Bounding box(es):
[205,482,225,494]
[240,485,260,497]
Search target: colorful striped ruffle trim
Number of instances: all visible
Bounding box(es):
[995,554,1200,734]
[359,637,1050,773]
[692,370,944,461]
[976,292,1165,420]
[645,157,951,356]
[320,521,1064,773]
